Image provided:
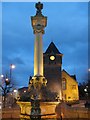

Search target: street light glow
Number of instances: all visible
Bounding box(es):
[24,90,26,93]
[0,74,4,78]
[84,88,87,92]
[5,78,9,81]
[88,68,90,72]
[13,89,17,93]
[10,64,16,69]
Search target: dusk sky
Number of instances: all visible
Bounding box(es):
[2,2,88,88]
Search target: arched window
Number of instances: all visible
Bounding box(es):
[62,78,66,90]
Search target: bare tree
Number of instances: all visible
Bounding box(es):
[0,74,13,108]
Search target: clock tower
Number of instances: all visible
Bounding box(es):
[43,42,63,99]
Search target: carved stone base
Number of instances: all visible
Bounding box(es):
[28,76,47,90]
[28,75,47,100]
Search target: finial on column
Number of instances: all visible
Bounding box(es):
[35,2,43,15]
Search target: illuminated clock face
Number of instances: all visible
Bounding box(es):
[50,55,55,61]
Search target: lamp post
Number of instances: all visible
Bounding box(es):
[9,64,16,108]
[0,75,4,78]
[10,64,15,82]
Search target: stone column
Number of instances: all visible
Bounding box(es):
[28,2,47,91]
[34,32,43,76]
[31,2,47,77]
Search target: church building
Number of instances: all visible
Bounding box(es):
[19,41,79,102]
[43,42,79,101]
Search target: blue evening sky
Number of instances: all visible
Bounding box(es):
[2,2,88,88]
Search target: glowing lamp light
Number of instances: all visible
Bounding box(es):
[88,68,90,72]
[5,78,9,81]
[84,88,87,92]
[0,74,4,78]
[13,89,17,93]
[10,64,16,69]
[50,55,55,61]
[24,90,26,93]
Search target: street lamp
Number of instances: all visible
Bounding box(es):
[84,88,87,92]
[13,89,18,99]
[13,89,17,93]
[5,78,10,85]
[0,75,4,78]
[10,64,16,82]
[10,64,16,69]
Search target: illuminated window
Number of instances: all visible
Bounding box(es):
[62,78,66,90]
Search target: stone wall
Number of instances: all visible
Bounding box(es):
[2,102,90,119]
[2,107,20,118]
[62,70,79,101]
[17,101,90,119]
[55,102,90,119]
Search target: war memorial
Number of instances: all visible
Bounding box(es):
[16,2,89,120]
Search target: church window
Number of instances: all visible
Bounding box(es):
[62,78,66,90]
[63,94,66,100]
[68,97,71,99]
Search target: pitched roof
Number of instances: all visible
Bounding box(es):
[62,69,77,81]
[44,42,62,54]
[71,75,76,81]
